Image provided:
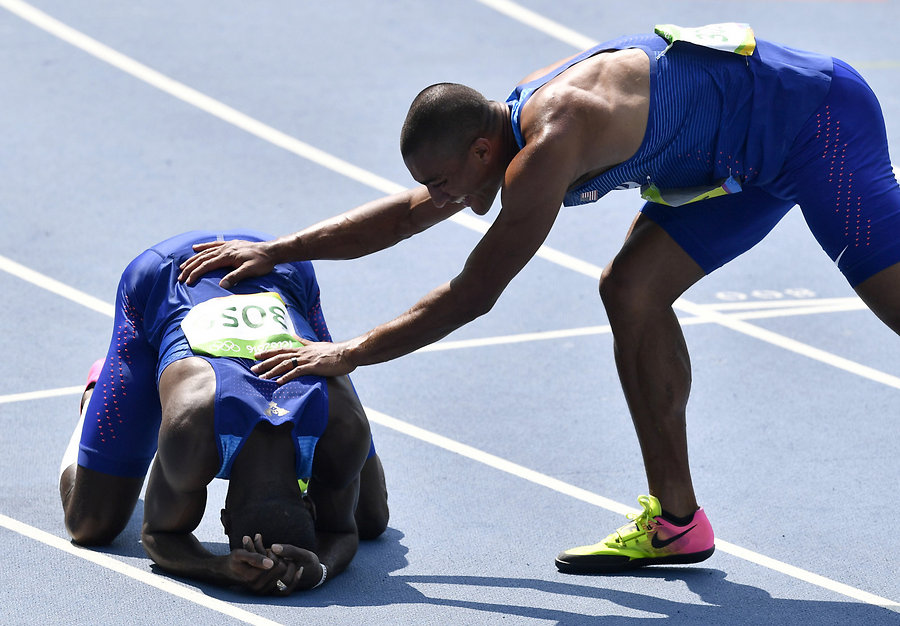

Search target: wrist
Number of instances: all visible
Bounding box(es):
[266,235,302,264]
[342,336,368,370]
[312,563,328,588]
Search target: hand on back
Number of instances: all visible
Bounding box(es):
[178,240,276,288]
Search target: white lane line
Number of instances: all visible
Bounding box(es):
[701,296,864,311]
[0,254,115,318]
[2,0,898,394]
[474,0,598,50]
[0,295,870,403]
[730,301,867,319]
[415,299,869,353]
[0,386,82,405]
[365,407,899,608]
[0,0,405,197]
[0,514,284,626]
[675,298,900,390]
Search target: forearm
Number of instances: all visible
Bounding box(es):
[346,277,492,367]
[270,187,452,262]
[142,530,233,586]
[314,531,359,582]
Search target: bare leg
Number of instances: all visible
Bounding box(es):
[853,261,900,334]
[60,386,144,546]
[355,454,389,540]
[324,375,389,539]
[599,215,706,517]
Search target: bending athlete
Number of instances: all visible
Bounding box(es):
[59,230,388,594]
[177,25,900,573]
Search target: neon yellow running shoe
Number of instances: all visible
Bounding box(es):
[556,495,715,573]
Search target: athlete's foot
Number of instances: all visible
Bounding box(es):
[555,495,715,574]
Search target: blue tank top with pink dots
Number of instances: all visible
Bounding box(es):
[505,32,833,206]
[79,230,334,480]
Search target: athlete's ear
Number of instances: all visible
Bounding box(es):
[472,137,491,163]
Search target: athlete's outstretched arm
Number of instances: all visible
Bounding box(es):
[178,186,463,287]
[252,136,577,380]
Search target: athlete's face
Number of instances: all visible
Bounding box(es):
[405,138,501,215]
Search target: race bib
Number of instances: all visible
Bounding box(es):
[181,292,304,359]
[654,22,756,56]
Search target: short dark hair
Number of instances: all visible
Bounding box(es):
[400,83,490,160]
[222,491,316,551]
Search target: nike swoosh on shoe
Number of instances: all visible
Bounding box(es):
[650,524,696,549]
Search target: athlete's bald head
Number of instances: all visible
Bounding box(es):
[220,421,317,551]
[400,83,492,161]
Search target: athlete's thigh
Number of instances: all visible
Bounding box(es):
[786,60,900,287]
[78,256,164,479]
[639,186,795,277]
[355,453,388,540]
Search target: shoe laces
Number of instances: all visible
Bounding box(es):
[625,495,657,529]
[609,495,658,544]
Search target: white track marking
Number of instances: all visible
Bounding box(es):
[0,0,404,196]
[0,514,284,626]
[0,254,115,317]
[702,296,864,311]
[415,299,868,352]
[0,386,83,405]
[473,0,599,49]
[365,408,899,608]
[675,297,900,389]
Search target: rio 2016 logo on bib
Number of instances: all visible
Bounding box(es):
[181,292,305,359]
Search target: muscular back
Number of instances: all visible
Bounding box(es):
[516,48,650,189]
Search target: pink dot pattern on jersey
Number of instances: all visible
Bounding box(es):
[818,104,870,249]
[307,297,333,343]
[95,294,143,443]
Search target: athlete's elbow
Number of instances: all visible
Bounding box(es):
[456,286,501,321]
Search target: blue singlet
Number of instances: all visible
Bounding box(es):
[79,231,337,479]
[506,31,900,285]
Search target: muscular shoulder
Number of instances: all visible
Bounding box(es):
[518,49,650,178]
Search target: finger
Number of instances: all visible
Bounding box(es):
[233,549,274,570]
[178,246,222,277]
[254,345,304,361]
[251,353,296,377]
[253,533,266,554]
[219,268,244,290]
[273,562,300,595]
[178,245,223,271]
[177,252,209,283]
[248,569,283,596]
[254,560,292,595]
[275,368,304,386]
[270,543,317,562]
[191,241,227,253]
[180,255,229,286]
[242,535,261,554]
